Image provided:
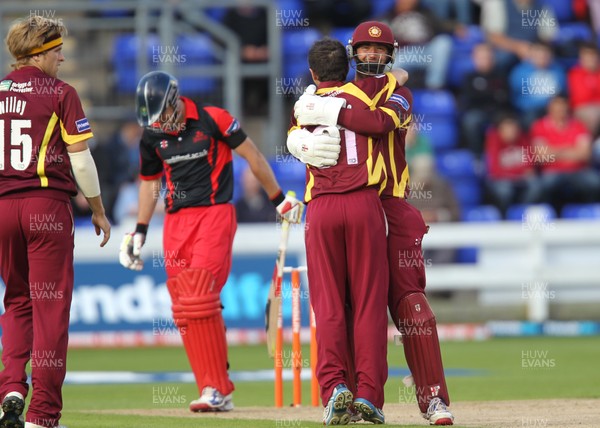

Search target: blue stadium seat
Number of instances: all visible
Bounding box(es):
[112,34,159,92]
[506,204,557,221]
[411,90,456,116]
[421,117,458,152]
[452,25,484,51]
[553,22,594,45]
[330,27,354,46]
[283,29,322,86]
[370,0,395,18]
[277,0,305,14]
[112,33,217,94]
[450,178,482,209]
[204,7,227,21]
[436,149,478,179]
[177,34,218,93]
[270,156,307,199]
[446,52,474,88]
[540,0,574,22]
[561,203,600,219]
[462,205,502,222]
[283,28,322,54]
[457,205,501,263]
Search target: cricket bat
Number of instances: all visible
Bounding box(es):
[265,217,291,358]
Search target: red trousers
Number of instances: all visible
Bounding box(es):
[162,203,237,288]
[305,189,389,408]
[0,194,74,427]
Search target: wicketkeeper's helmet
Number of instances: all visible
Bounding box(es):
[135,71,180,127]
[347,21,397,76]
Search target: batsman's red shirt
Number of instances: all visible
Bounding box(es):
[139,97,247,212]
[0,66,93,200]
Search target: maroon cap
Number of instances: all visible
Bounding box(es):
[350,21,396,48]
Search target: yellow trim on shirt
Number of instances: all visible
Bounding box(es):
[304,169,315,203]
[386,132,400,197]
[37,112,59,187]
[366,136,387,192]
[379,107,400,127]
[60,120,93,145]
[288,124,301,135]
[399,164,410,198]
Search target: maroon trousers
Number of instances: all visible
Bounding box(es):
[305,189,389,408]
[383,197,451,412]
[0,196,74,428]
[383,197,429,305]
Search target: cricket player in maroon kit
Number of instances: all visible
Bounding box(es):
[0,16,111,428]
[291,22,454,425]
[287,39,406,425]
[119,71,303,412]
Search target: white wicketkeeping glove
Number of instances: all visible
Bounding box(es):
[287,126,341,168]
[119,228,146,271]
[294,84,346,126]
[276,191,305,224]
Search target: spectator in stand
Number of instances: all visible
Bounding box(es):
[531,95,600,211]
[485,113,541,215]
[460,43,510,157]
[223,6,268,115]
[567,42,600,136]
[509,41,566,128]
[382,0,466,89]
[407,153,461,264]
[235,166,277,223]
[406,124,434,164]
[92,121,142,224]
[479,0,557,73]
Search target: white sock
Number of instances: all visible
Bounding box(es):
[4,391,24,401]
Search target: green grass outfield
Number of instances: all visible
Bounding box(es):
[52,337,598,427]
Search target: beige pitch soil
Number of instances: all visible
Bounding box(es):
[92,398,599,427]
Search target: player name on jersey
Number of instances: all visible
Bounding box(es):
[0,96,27,115]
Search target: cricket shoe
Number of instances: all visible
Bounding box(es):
[0,393,24,428]
[346,405,362,423]
[423,397,454,425]
[189,387,233,412]
[322,384,353,425]
[353,398,384,425]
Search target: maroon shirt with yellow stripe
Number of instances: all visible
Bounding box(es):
[290,72,411,202]
[139,97,246,213]
[336,75,413,199]
[0,66,93,200]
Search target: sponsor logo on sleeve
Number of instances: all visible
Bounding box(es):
[225,118,240,136]
[0,80,12,91]
[389,94,410,111]
[75,118,91,133]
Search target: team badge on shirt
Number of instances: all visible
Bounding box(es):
[193,130,208,143]
[160,140,169,149]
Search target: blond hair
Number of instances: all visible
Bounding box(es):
[5,15,67,69]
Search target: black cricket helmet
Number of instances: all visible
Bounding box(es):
[135,71,180,127]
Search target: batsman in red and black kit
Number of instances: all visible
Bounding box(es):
[119,71,303,413]
[0,16,111,428]
[292,22,454,426]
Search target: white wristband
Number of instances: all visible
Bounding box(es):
[68,148,101,198]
